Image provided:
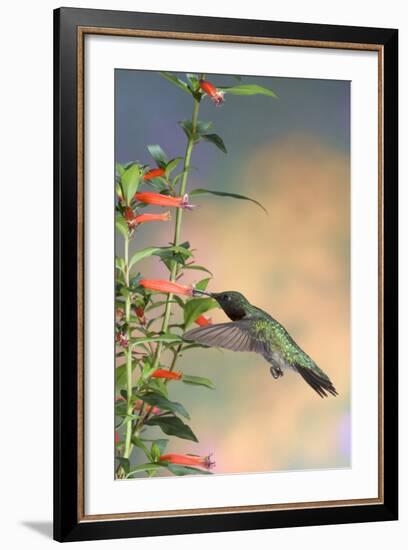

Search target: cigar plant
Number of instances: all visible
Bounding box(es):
[115,73,276,479]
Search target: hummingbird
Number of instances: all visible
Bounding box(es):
[184,290,338,398]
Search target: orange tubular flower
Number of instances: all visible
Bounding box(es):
[199,79,225,106]
[124,208,170,229]
[135,192,195,210]
[139,279,193,297]
[195,314,212,327]
[143,168,166,180]
[160,453,215,470]
[132,212,171,225]
[151,369,182,380]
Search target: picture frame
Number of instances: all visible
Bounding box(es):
[53,7,398,542]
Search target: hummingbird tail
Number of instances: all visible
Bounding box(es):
[294,363,338,398]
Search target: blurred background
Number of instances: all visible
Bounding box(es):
[115,70,350,475]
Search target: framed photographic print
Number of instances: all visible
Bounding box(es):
[54,7,398,542]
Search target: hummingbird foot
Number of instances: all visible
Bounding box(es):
[269,366,284,379]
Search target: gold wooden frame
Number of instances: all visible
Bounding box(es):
[76,27,384,523]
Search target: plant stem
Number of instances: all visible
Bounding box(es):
[151,93,201,371]
[168,344,183,373]
[123,234,133,459]
[123,83,203,472]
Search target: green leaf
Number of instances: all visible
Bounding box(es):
[145,415,198,442]
[173,295,186,309]
[129,247,161,270]
[196,120,213,134]
[115,217,128,239]
[164,463,212,476]
[115,363,137,390]
[114,400,128,417]
[154,246,193,272]
[179,120,194,140]
[115,181,124,200]
[115,257,125,273]
[132,335,183,346]
[179,120,213,140]
[145,299,178,312]
[181,342,210,351]
[178,240,190,250]
[154,438,169,454]
[183,264,213,276]
[194,277,211,291]
[186,73,199,91]
[147,145,169,168]
[145,299,177,312]
[220,84,277,98]
[150,442,161,462]
[116,162,125,177]
[129,273,142,289]
[183,297,218,329]
[154,245,192,259]
[165,157,182,178]
[121,163,140,205]
[116,457,130,474]
[182,374,215,390]
[159,72,190,94]
[128,245,193,273]
[160,256,185,272]
[189,188,267,214]
[120,389,137,404]
[201,133,227,154]
[115,366,127,390]
[145,378,169,398]
[139,392,190,419]
[119,286,130,299]
[126,463,164,478]
[143,178,167,191]
[131,436,151,459]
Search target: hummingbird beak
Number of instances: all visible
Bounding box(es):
[192,288,213,297]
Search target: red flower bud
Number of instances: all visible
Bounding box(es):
[195,314,212,326]
[143,168,166,180]
[151,369,182,380]
[199,79,225,106]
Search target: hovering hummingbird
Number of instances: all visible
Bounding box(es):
[184,290,338,398]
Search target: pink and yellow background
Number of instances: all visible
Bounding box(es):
[115,70,350,474]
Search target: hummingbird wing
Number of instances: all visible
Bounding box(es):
[183,321,266,354]
[184,321,338,398]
